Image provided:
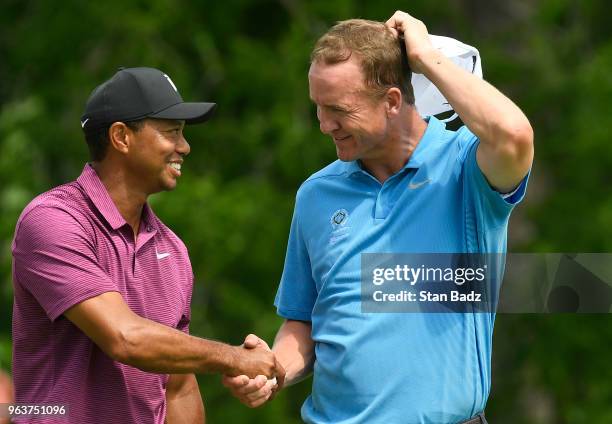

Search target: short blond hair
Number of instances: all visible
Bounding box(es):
[311,19,415,104]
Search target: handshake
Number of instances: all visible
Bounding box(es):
[222,334,285,408]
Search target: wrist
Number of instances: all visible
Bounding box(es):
[222,345,241,375]
[409,46,443,74]
[203,340,240,375]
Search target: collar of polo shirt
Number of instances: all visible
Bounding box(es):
[343,116,444,177]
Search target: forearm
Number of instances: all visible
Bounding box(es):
[414,48,531,144]
[117,316,238,375]
[165,374,205,424]
[272,320,314,387]
[65,292,279,378]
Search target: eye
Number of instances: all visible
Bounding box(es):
[165,128,181,136]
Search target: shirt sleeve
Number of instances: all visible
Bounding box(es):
[455,126,530,253]
[176,313,190,334]
[458,127,529,219]
[176,271,194,334]
[274,192,317,322]
[12,205,119,321]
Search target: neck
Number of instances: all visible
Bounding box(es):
[91,161,147,237]
[361,106,427,183]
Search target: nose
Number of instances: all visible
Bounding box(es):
[177,134,190,156]
[317,107,340,135]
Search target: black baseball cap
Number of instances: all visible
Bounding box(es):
[81,67,216,131]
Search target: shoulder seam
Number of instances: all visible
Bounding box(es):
[303,171,348,185]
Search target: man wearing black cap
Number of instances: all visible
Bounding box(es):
[11,67,284,423]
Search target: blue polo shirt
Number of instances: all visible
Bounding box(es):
[274,117,528,424]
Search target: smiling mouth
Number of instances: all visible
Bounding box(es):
[333,135,351,142]
[168,162,182,177]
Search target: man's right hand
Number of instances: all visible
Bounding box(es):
[228,336,285,382]
[222,334,283,408]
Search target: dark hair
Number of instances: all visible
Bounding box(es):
[84,119,145,161]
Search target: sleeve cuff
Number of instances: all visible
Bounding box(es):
[48,289,120,322]
[276,306,312,322]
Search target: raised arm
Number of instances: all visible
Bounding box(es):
[386,10,534,193]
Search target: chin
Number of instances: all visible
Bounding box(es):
[159,178,178,192]
[336,150,358,162]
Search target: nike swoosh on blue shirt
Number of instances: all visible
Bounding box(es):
[408,179,431,189]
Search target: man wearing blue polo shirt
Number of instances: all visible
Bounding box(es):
[224,11,533,424]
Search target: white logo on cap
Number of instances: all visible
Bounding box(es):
[81,118,89,128]
[163,74,178,92]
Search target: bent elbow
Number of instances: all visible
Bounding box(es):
[512,120,534,148]
[502,113,533,144]
[514,122,534,166]
[499,119,534,165]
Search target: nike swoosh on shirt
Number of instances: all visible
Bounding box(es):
[156,251,170,260]
[408,179,431,190]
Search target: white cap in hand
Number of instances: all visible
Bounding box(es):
[412,35,483,121]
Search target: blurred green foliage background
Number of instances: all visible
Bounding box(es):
[1,0,611,422]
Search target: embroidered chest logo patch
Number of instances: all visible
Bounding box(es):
[330,209,349,228]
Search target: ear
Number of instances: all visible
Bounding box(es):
[385,87,402,117]
[108,122,131,155]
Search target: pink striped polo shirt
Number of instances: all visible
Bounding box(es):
[11,163,194,423]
